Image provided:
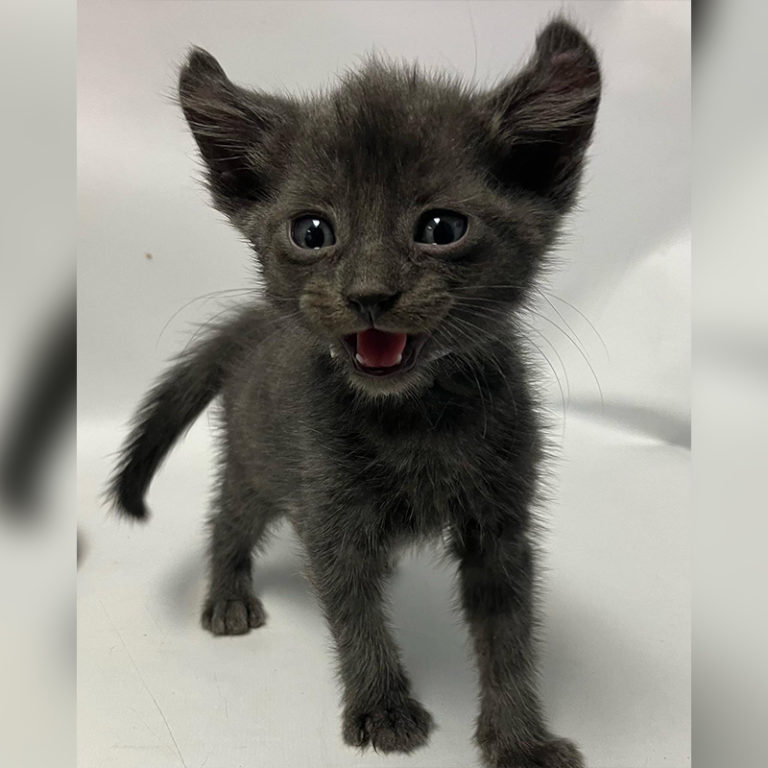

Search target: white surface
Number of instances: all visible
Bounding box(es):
[78,415,689,768]
[78,2,690,767]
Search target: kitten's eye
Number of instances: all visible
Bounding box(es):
[415,211,468,247]
[290,216,336,250]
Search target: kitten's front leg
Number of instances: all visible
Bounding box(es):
[455,521,584,768]
[303,512,433,754]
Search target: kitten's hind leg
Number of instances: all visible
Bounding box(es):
[202,470,281,636]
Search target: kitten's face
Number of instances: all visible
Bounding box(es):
[179,22,600,397]
[249,82,554,396]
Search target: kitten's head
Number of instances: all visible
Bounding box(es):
[178,18,600,398]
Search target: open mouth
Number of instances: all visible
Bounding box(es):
[341,329,429,378]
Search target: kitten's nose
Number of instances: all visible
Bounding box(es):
[347,291,401,325]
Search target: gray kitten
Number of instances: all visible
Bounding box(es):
[110,17,600,768]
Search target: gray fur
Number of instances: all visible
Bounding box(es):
[109,17,600,767]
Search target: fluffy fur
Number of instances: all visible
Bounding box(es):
[109,17,600,768]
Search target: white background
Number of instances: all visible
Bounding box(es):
[78,2,690,767]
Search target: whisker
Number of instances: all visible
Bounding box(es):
[450,293,603,407]
[441,313,514,385]
[521,307,604,408]
[447,304,573,421]
[156,287,256,349]
[439,309,568,430]
[543,291,610,358]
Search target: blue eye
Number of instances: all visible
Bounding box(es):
[416,211,467,246]
[290,216,335,250]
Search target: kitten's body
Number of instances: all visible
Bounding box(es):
[222,305,538,538]
[111,18,600,768]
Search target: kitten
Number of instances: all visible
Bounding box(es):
[109,17,600,768]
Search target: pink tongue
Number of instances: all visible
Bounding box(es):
[356,329,407,368]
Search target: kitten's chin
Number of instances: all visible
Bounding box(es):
[345,365,433,399]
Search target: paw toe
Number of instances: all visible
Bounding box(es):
[344,696,433,753]
[527,738,584,768]
[202,596,266,635]
[487,736,585,768]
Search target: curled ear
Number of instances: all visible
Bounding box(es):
[178,48,296,214]
[480,18,601,210]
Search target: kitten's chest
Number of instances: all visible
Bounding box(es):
[371,424,510,528]
[320,378,539,530]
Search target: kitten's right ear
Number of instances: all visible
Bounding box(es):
[178,48,295,214]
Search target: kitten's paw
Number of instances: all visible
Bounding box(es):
[343,695,434,753]
[480,735,584,768]
[201,595,266,635]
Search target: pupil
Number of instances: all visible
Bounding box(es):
[304,224,325,249]
[433,219,454,245]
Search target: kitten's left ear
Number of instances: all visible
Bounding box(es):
[480,18,601,210]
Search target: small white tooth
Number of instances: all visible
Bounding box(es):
[355,353,365,364]
[329,346,338,359]
[394,353,402,364]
